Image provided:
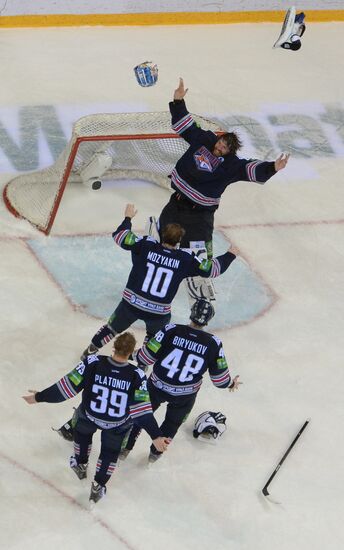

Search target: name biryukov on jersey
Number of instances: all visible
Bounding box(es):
[172,336,208,355]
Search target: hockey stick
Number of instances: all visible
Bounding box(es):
[262,419,310,501]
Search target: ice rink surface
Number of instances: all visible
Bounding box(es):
[1,21,344,550]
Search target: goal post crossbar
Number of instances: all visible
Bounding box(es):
[45,132,192,235]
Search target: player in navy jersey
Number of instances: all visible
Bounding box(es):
[157,77,290,257]
[80,203,237,360]
[22,332,170,503]
[119,299,241,463]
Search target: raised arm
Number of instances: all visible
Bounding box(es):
[173,77,189,101]
[112,203,143,251]
[169,78,215,147]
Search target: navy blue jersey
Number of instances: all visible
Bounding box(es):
[113,217,235,315]
[35,355,161,439]
[169,99,276,209]
[136,323,233,396]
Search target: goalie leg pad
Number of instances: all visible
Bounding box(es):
[185,276,216,302]
[182,244,216,308]
[144,216,160,241]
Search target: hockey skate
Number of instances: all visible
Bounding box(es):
[148,449,162,464]
[80,343,98,362]
[89,481,107,503]
[52,421,73,441]
[118,448,131,461]
[183,243,216,309]
[69,456,88,480]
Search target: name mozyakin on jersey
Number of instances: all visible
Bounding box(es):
[147,251,180,269]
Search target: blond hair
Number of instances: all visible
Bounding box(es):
[161,223,185,246]
[113,332,136,357]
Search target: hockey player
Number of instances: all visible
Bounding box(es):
[120,299,241,463]
[157,78,290,258]
[80,203,237,360]
[152,78,289,303]
[22,332,170,503]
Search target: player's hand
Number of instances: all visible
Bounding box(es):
[229,375,242,392]
[22,390,38,404]
[229,245,240,257]
[125,203,137,219]
[174,78,188,101]
[274,153,290,171]
[152,437,171,453]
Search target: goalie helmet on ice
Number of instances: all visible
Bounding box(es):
[134,61,158,87]
[193,411,227,440]
[273,7,306,51]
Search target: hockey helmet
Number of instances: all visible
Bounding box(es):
[193,411,227,440]
[190,299,215,327]
[134,61,158,87]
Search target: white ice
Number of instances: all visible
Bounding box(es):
[1,22,344,550]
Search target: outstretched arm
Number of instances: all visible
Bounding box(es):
[274,153,290,171]
[191,250,237,280]
[240,153,290,185]
[228,375,242,392]
[22,362,88,404]
[22,390,38,404]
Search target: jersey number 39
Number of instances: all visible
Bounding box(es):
[90,385,127,417]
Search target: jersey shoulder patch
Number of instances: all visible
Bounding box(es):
[211,334,222,346]
[85,354,100,365]
[144,235,157,243]
[164,323,176,332]
[135,366,146,379]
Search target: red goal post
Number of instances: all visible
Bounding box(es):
[3,112,224,235]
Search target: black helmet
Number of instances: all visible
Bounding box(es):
[190,299,215,327]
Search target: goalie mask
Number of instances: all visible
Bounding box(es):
[134,61,158,87]
[193,411,227,440]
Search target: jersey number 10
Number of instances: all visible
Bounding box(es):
[142,262,173,298]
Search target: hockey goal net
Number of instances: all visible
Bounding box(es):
[3,112,223,234]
